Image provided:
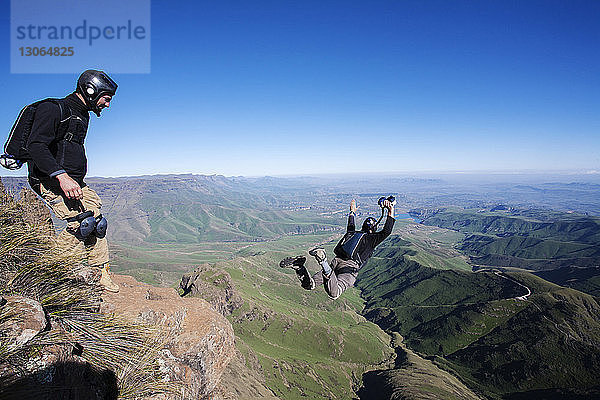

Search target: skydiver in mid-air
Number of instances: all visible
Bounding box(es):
[280,196,395,299]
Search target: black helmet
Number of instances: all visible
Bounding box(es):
[362,217,378,233]
[76,69,117,117]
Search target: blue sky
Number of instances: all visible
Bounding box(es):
[1,1,599,177]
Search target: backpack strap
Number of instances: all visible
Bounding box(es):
[49,99,85,145]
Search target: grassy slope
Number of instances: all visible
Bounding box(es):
[534,266,600,297]
[358,333,482,400]
[416,208,600,243]
[441,277,600,398]
[188,235,395,400]
[357,226,600,399]
[138,183,342,243]
[357,237,528,357]
[416,207,600,274]
[103,185,600,399]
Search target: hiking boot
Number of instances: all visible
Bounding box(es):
[279,256,306,270]
[309,248,327,264]
[99,263,119,293]
[296,265,315,290]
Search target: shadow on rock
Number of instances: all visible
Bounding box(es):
[0,361,118,400]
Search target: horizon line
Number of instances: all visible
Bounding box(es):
[2,168,600,180]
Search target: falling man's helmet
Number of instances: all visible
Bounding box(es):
[362,217,378,234]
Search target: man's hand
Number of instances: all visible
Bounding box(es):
[56,173,83,200]
[350,199,357,213]
[382,200,395,217]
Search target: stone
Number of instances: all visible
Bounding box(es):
[179,265,243,316]
[0,296,47,351]
[101,274,236,399]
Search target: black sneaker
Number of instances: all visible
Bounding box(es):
[279,256,306,270]
[296,265,315,290]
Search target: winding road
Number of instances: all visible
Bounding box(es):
[493,271,532,300]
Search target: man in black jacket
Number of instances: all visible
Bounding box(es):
[280,199,395,299]
[27,69,119,292]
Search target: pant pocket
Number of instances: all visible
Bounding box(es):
[39,184,72,220]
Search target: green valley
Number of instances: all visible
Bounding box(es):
[179,234,395,400]
[3,174,600,399]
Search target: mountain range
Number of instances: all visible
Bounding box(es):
[2,173,599,399]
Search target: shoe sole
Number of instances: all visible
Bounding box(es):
[102,286,119,293]
[280,256,306,269]
[308,248,322,256]
[308,248,326,263]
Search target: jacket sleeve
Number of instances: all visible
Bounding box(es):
[372,215,395,247]
[26,102,66,178]
[347,212,356,232]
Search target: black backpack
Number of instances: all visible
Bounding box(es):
[336,231,366,263]
[1,99,71,170]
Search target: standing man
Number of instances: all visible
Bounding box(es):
[27,69,119,292]
[280,198,395,299]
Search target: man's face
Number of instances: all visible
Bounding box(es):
[97,95,112,112]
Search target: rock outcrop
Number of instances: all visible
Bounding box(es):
[1,274,236,400]
[0,296,47,352]
[101,274,236,399]
[179,265,243,316]
[1,179,236,399]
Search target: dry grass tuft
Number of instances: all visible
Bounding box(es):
[0,184,181,399]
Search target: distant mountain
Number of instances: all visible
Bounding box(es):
[411,207,600,271]
[90,175,344,243]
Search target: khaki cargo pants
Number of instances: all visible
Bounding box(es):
[312,258,359,300]
[37,183,109,267]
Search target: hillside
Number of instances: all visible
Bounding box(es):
[0,182,234,399]
[5,174,600,398]
[442,282,600,399]
[358,333,481,400]
[357,237,528,355]
[179,235,395,400]
[533,266,600,297]
[356,232,600,399]
[411,207,600,272]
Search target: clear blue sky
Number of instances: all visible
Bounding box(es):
[1,1,599,178]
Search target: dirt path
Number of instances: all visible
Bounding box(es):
[493,271,532,300]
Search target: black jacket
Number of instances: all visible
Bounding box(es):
[334,213,395,267]
[27,93,90,189]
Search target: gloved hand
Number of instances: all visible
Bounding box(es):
[382,200,394,211]
[378,195,396,208]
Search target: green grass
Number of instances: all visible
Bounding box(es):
[439,285,600,399]
[416,207,600,270]
[387,221,472,271]
[356,222,600,399]
[534,266,600,296]
[141,193,343,243]
[106,199,600,399]
[180,238,394,400]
